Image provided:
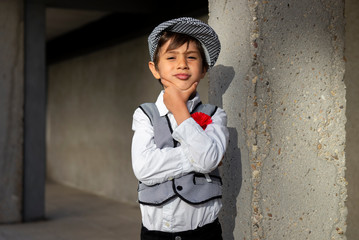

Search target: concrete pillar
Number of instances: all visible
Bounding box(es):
[343,0,359,238]
[208,0,347,239]
[23,0,46,222]
[0,0,24,223]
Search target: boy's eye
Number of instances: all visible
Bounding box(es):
[166,56,175,60]
[188,56,197,59]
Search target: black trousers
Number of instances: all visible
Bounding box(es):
[141,218,223,240]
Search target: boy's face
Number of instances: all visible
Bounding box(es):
[149,40,206,90]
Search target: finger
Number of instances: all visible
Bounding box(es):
[186,81,198,94]
[179,82,197,100]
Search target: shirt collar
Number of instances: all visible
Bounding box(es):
[156,90,202,117]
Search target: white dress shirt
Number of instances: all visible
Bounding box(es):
[131,91,229,232]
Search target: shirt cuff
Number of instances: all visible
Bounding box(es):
[172,117,203,142]
[172,118,204,168]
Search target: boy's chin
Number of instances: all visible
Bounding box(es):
[176,81,199,90]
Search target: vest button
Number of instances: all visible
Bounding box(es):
[175,236,182,240]
[176,185,183,191]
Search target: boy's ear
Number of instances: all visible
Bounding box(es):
[149,61,161,79]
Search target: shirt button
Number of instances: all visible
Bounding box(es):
[175,236,181,240]
[176,185,183,191]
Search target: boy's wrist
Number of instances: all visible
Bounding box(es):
[172,104,190,125]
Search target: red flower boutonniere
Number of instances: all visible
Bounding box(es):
[191,112,212,130]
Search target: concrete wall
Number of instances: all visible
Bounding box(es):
[209,0,347,239]
[47,36,157,204]
[344,0,359,239]
[0,0,24,223]
[46,16,209,204]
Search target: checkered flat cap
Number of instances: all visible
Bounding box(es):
[148,17,221,68]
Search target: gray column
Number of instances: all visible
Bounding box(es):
[0,0,24,223]
[344,0,359,238]
[23,0,46,221]
[209,0,347,239]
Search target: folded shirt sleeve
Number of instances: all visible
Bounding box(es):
[172,107,229,173]
[131,106,229,186]
[131,108,195,186]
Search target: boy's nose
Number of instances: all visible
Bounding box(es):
[177,56,189,69]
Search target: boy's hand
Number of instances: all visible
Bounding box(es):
[161,79,198,125]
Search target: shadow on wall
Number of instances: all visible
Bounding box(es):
[209,65,241,240]
[221,128,242,240]
[209,65,235,108]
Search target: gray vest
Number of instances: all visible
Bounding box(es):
[137,102,223,206]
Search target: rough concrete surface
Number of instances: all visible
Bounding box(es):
[208,1,253,239]
[343,0,359,239]
[209,0,347,239]
[0,0,24,223]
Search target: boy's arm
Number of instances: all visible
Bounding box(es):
[161,79,229,173]
[131,108,196,186]
[172,107,229,173]
[132,105,229,186]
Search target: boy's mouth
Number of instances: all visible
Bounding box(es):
[175,74,191,80]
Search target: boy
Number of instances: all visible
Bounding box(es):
[131,17,229,240]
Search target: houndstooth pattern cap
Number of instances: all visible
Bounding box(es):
[148,17,221,68]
